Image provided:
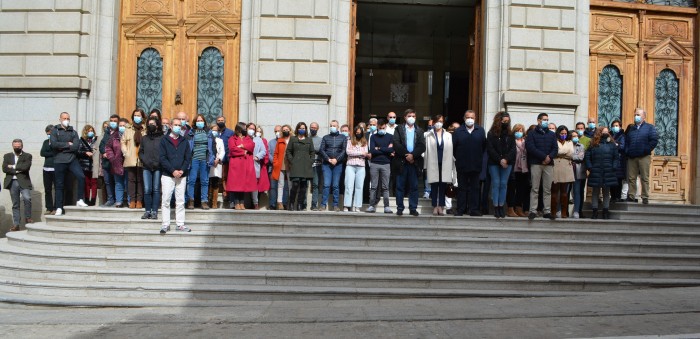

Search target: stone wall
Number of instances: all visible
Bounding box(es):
[483,0,589,128]
[240,0,351,135]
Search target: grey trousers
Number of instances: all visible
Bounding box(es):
[369,162,390,208]
[529,164,553,214]
[9,180,32,226]
[591,186,611,210]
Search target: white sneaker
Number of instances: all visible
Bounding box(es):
[572,212,580,219]
[54,208,63,216]
[556,211,562,218]
[76,199,88,207]
[423,192,430,199]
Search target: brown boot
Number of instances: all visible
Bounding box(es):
[561,195,569,218]
[201,202,210,210]
[129,201,136,209]
[186,201,195,210]
[277,202,284,210]
[209,186,219,208]
[238,203,246,210]
[515,206,528,217]
[506,207,518,218]
[136,201,143,209]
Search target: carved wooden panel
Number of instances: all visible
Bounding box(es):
[188,0,241,19]
[591,13,636,39]
[133,0,175,16]
[650,158,685,201]
[645,17,691,42]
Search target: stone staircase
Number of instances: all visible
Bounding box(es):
[0,205,698,306]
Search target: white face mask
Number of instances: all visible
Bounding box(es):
[465,118,475,127]
[247,129,255,137]
[433,122,443,130]
[255,132,262,138]
[275,132,281,138]
[406,117,416,126]
[61,120,70,127]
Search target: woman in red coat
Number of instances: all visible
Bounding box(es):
[226,122,256,210]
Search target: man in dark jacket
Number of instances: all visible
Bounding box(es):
[50,112,88,216]
[392,109,426,216]
[452,110,486,217]
[319,120,347,211]
[525,113,558,220]
[159,118,192,233]
[99,114,120,207]
[3,139,33,231]
[625,108,658,204]
[367,119,394,214]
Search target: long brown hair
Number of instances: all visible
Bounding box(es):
[489,111,511,135]
[351,125,367,146]
[192,114,208,130]
[590,127,610,148]
[131,108,146,146]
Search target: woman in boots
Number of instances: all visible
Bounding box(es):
[551,125,575,218]
[122,108,147,209]
[252,125,270,209]
[138,116,164,219]
[285,122,315,211]
[506,123,529,217]
[585,127,619,219]
[78,125,99,205]
[208,123,226,208]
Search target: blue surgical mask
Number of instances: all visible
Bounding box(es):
[369,125,377,132]
[298,129,306,135]
[612,126,620,134]
[341,132,349,137]
[378,129,387,136]
[540,120,549,128]
[109,121,118,130]
[118,126,126,134]
[588,122,596,129]
[172,126,181,135]
[87,132,94,138]
[133,116,143,124]
[577,129,585,136]
[389,118,396,125]
[196,121,205,129]
[212,131,219,137]
[330,126,338,134]
[514,131,523,139]
[572,137,579,143]
[635,115,642,124]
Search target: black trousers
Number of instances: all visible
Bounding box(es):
[456,171,480,215]
[43,170,55,211]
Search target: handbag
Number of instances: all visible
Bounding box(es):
[446,184,456,198]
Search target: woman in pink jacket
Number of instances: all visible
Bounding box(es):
[105,118,127,208]
[226,122,256,209]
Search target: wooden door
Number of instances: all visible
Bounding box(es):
[468,0,483,123]
[589,1,696,203]
[116,0,241,124]
[348,0,358,126]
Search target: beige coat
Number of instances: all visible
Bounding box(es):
[121,124,146,168]
[553,140,575,183]
[424,130,456,184]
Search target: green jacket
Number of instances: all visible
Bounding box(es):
[285,136,315,179]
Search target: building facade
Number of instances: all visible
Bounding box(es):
[0,0,697,222]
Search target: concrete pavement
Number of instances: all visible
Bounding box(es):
[0,287,699,338]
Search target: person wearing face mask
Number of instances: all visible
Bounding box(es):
[386,112,398,135]
[99,114,120,207]
[584,118,597,139]
[609,119,627,203]
[285,122,315,211]
[268,125,289,210]
[342,125,369,212]
[570,130,587,219]
[367,119,394,213]
[78,125,99,206]
[3,139,33,232]
[363,118,378,205]
[251,125,270,210]
[122,108,147,209]
[575,122,591,150]
[424,114,456,216]
[185,114,213,210]
[586,127,619,219]
[159,118,192,233]
[215,116,234,204]
[309,122,323,211]
[452,109,486,217]
[319,120,347,211]
[392,109,426,216]
[227,122,257,210]
[176,111,191,138]
[96,121,110,205]
[625,108,658,204]
[138,116,164,219]
[486,112,516,218]
[506,124,529,217]
[551,125,574,219]
[41,125,57,215]
[525,113,558,220]
[50,112,88,216]
[207,123,226,208]
[105,118,129,208]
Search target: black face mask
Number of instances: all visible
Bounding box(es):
[601,133,610,139]
[501,122,509,129]
[282,131,290,137]
[310,129,318,136]
[355,133,363,139]
[13,148,22,155]
[147,125,157,133]
[217,122,225,129]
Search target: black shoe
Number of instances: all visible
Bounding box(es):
[409,210,419,217]
[499,206,506,218]
[642,198,649,205]
[141,212,150,219]
[396,210,403,216]
[528,212,536,220]
[470,211,482,217]
[626,197,638,203]
[453,212,463,217]
[602,209,610,220]
[543,213,555,220]
[494,209,500,218]
[446,209,453,215]
[591,209,598,219]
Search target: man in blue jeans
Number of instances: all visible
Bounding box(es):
[392,109,425,216]
[320,120,347,211]
[99,114,120,207]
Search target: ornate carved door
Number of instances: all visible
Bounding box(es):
[117,0,241,123]
[589,1,696,203]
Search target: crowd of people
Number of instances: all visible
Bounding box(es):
[2,107,658,233]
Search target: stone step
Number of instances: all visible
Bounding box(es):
[21,225,700,254]
[7,235,700,267]
[39,218,700,243]
[603,201,700,214]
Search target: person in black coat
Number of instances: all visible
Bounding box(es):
[392,109,426,216]
[585,127,619,220]
[486,112,516,218]
[139,116,164,220]
[452,110,487,217]
[525,113,558,220]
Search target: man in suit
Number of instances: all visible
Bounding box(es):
[392,108,426,216]
[452,110,487,217]
[3,139,33,232]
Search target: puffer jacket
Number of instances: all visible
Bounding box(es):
[625,122,658,158]
[139,132,163,171]
[319,132,347,164]
[585,139,619,188]
[525,125,558,166]
[78,137,97,173]
[612,130,627,179]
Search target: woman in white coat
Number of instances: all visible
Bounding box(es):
[208,123,226,208]
[424,114,456,216]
